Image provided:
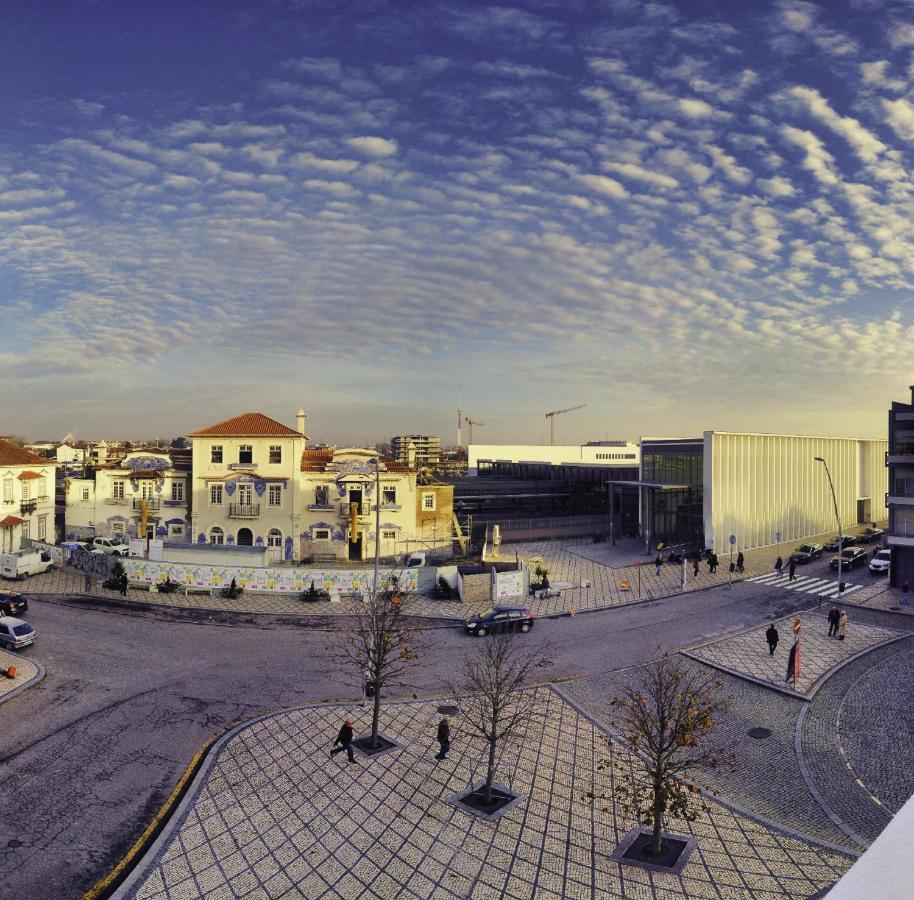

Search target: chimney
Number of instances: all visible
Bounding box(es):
[407,440,416,468]
[296,409,308,446]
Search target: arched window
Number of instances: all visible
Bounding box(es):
[267,528,282,547]
[209,526,224,545]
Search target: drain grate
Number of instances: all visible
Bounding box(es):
[748,727,772,739]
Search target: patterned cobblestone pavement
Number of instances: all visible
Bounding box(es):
[119,690,851,899]
[838,643,914,814]
[557,665,855,852]
[0,646,38,701]
[683,612,902,696]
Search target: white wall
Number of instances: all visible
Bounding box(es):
[704,432,889,552]
[468,443,639,470]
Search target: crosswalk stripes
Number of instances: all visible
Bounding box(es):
[746,571,864,598]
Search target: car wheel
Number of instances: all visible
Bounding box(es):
[477,627,488,637]
[520,623,530,633]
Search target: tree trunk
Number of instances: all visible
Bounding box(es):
[651,778,664,857]
[371,687,381,749]
[485,737,497,804]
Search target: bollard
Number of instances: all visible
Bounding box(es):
[6,665,17,679]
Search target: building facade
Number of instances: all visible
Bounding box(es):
[469,442,639,475]
[188,412,307,561]
[0,439,57,552]
[65,449,190,541]
[887,387,914,587]
[391,434,441,469]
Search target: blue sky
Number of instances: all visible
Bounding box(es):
[2,0,914,443]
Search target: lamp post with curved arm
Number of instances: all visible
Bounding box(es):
[814,456,843,596]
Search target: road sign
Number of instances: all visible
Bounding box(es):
[729,534,736,545]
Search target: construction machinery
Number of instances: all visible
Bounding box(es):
[464,416,485,443]
[545,404,586,445]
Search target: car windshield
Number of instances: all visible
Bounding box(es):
[840,549,858,557]
[12,624,32,636]
[876,551,891,560]
[798,546,812,553]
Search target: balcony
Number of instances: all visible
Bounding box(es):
[105,497,128,505]
[307,503,334,511]
[229,503,260,518]
[132,498,161,511]
[19,499,37,514]
[163,498,185,507]
[228,462,257,471]
[339,502,371,518]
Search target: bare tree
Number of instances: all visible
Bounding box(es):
[608,654,728,857]
[451,632,548,804]
[338,579,422,749]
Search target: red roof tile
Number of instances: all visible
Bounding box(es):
[0,439,50,467]
[18,471,43,480]
[188,413,302,438]
[0,515,25,527]
[301,449,334,471]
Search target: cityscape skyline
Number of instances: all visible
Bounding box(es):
[3,0,913,441]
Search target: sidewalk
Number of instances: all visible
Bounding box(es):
[113,689,851,900]
[0,647,42,703]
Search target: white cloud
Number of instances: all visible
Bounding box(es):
[290,152,360,174]
[603,162,678,190]
[303,179,358,196]
[757,175,796,198]
[345,136,398,158]
[575,173,630,199]
[779,125,839,186]
[786,86,886,162]
[882,98,914,142]
[677,97,714,118]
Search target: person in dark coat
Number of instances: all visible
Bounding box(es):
[693,558,700,578]
[766,623,779,656]
[785,641,798,684]
[828,607,840,637]
[903,580,910,607]
[774,556,784,577]
[330,717,357,763]
[435,716,451,761]
[119,572,129,597]
[655,554,663,576]
[736,551,745,572]
[788,557,797,581]
[709,553,718,574]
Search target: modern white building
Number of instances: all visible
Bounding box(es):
[635,432,888,552]
[0,439,57,552]
[468,442,639,474]
[65,449,190,541]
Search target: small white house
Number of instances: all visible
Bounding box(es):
[0,439,57,553]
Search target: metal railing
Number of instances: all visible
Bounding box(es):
[132,498,161,510]
[229,503,260,518]
[19,499,37,514]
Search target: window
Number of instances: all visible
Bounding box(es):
[209,526,224,545]
[171,482,184,502]
[3,477,12,503]
[239,445,253,464]
[21,479,31,500]
[422,492,435,511]
[269,445,282,464]
[21,519,29,539]
[382,487,397,505]
[113,480,125,500]
[314,528,331,541]
[37,515,47,540]
[268,484,282,507]
[314,485,328,506]
[382,530,397,540]
[210,484,223,505]
[211,445,223,464]
[267,528,282,547]
[169,523,184,538]
[82,488,90,501]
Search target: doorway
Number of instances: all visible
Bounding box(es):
[237,527,253,546]
[349,532,363,560]
[348,488,363,513]
[857,498,871,525]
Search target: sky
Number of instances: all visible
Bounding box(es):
[2,0,914,444]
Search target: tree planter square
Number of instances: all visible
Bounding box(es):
[352,734,399,758]
[610,827,696,875]
[446,781,525,821]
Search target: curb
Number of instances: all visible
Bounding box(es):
[0,659,45,706]
[679,650,812,701]
[549,683,861,860]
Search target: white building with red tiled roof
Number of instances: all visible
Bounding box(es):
[188,411,308,560]
[0,439,57,553]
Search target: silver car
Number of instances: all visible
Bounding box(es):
[0,616,35,651]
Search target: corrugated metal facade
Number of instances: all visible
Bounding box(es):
[705,432,888,552]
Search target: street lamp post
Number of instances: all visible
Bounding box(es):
[814,456,843,597]
[369,457,381,603]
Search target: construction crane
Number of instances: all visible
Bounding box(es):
[545,404,586,445]
[464,416,485,443]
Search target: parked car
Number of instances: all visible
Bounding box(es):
[792,544,824,564]
[465,606,534,637]
[869,549,891,574]
[0,616,35,651]
[91,537,130,556]
[857,527,885,544]
[0,590,28,616]
[830,547,868,570]
[824,535,857,552]
[0,549,53,580]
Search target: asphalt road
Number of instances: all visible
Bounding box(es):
[0,576,827,898]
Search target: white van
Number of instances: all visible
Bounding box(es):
[0,549,53,580]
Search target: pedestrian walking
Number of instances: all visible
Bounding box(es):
[435,716,451,761]
[788,557,797,581]
[827,607,840,637]
[654,554,663,576]
[693,558,700,578]
[774,555,784,577]
[119,572,129,597]
[766,623,779,656]
[903,580,910,607]
[736,551,745,573]
[785,641,798,684]
[708,553,718,574]
[330,717,357,763]
[837,610,848,641]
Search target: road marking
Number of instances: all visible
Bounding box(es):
[747,572,864,598]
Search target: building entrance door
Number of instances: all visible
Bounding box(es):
[349,532,363,560]
[237,527,253,546]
